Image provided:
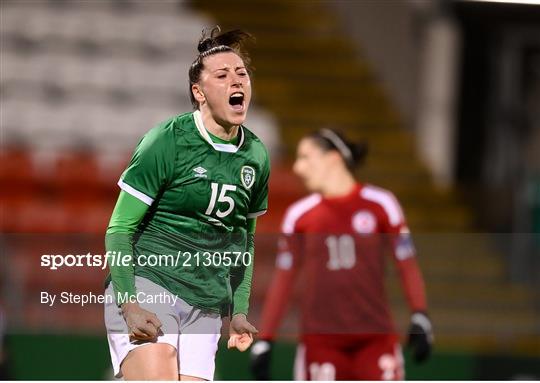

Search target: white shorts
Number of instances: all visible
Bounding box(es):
[104,276,222,380]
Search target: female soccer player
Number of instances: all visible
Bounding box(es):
[104,27,269,381]
[250,129,433,380]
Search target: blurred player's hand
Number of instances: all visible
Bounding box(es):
[407,312,433,363]
[122,302,162,341]
[250,340,272,380]
[228,313,258,352]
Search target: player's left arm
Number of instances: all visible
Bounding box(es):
[228,146,270,352]
[228,217,258,352]
[385,194,433,363]
[393,234,434,363]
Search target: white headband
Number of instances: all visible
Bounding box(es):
[319,129,353,163]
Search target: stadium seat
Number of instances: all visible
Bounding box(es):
[0,147,36,200]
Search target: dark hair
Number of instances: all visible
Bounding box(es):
[307,128,368,172]
[188,26,254,109]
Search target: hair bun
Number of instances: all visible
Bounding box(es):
[197,37,216,53]
[197,26,254,55]
[350,142,368,166]
[197,26,221,53]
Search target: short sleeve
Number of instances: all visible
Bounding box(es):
[247,148,270,218]
[375,191,416,261]
[118,124,176,206]
[380,194,408,235]
[361,185,407,234]
[361,185,416,261]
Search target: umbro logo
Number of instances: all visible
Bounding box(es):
[193,166,207,178]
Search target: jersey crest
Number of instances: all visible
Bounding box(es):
[241,165,256,189]
[352,210,377,234]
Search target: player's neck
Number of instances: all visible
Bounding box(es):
[321,173,357,199]
[200,108,239,141]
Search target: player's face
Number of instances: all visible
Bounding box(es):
[293,138,334,192]
[193,52,252,128]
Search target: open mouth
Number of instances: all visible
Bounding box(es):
[229,92,245,111]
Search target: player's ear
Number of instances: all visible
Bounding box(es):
[192,84,205,104]
[327,150,342,165]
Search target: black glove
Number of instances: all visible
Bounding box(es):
[407,312,433,363]
[250,340,273,380]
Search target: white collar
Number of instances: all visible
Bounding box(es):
[193,110,244,153]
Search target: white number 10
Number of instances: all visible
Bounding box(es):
[205,182,237,218]
[325,234,356,270]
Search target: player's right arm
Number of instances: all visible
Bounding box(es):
[105,123,175,339]
[106,191,145,300]
[106,191,162,340]
[257,235,301,340]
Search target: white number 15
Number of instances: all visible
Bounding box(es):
[205,182,237,218]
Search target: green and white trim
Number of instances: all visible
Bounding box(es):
[117,178,154,206]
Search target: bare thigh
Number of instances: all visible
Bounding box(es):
[121,343,178,380]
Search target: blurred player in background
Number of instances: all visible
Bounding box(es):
[104,27,269,380]
[250,129,433,380]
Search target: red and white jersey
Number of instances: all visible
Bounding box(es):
[260,183,427,338]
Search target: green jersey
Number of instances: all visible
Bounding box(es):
[115,110,269,313]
